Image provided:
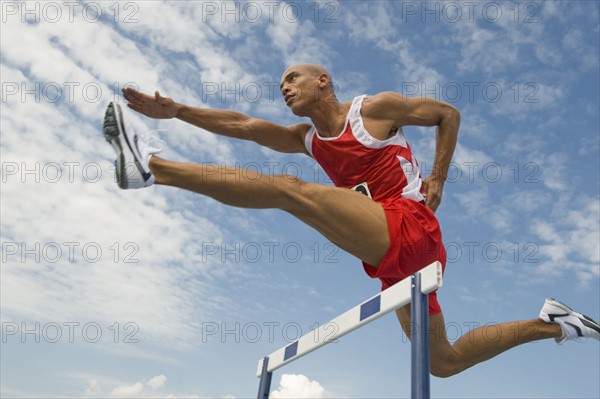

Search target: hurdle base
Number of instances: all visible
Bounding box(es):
[257,357,272,399]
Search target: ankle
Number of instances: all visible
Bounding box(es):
[148,156,169,185]
[537,318,563,339]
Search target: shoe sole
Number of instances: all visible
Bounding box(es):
[103,103,151,189]
[103,102,127,188]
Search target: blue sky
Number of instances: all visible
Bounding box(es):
[1,1,599,398]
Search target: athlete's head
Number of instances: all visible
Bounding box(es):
[279,64,336,116]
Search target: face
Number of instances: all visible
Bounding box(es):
[279,66,322,115]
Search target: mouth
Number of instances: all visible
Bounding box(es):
[285,94,295,106]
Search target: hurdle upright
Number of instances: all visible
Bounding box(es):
[256,261,443,399]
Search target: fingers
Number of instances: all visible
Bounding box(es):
[122,87,152,103]
[422,177,441,213]
[123,96,145,112]
[425,190,441,213]
[120,87,173,118]
[121,87,168,104]
[122,89,148,112]
[122,86,141,100]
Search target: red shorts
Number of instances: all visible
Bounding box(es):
[363,198,447,315]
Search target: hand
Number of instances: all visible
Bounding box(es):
[421,175,444,213]
[122,87,181,119]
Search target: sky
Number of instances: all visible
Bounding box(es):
[1,0,599,398]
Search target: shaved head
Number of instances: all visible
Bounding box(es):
[284,63,329,77]
[280,63,335,94]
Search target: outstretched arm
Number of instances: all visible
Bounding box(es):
[122,88,311,155]
[362,92,460,212]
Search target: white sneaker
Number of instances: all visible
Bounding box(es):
[539,298,600,344]
[103,102,162,189]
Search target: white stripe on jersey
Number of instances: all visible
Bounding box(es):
[349,95,408,149]
[304,125,316,156]
[397,155,425,202]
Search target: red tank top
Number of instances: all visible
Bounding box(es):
[305,95,425,206]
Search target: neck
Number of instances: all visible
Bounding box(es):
[308,93,348,137]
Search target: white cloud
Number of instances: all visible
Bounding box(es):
[72,373,206,399]
[504,190,553,213]
[340,3,446,98]
[344,2,395,45]
[265,5,335,67]
[0,2,277,353]
[488,82,563,121]
[529,197,600,284]
[452,143,493,167]
[270,374,325,399]
[454,25,519,75]
[331,71,371,101]
[109,382,144,398]
[147,375,167,390]
[449,3,547,76]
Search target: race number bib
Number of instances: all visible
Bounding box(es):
[352,182,372,199]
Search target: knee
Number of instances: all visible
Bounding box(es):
[278,176,319,212]
[277,174,308,197]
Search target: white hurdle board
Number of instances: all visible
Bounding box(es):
[256,261,443,377]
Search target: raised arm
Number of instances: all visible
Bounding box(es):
[362,91,460,212]
[122,88,311,155]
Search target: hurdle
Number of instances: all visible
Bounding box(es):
[256,261,443,399]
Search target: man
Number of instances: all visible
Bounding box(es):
[103,64,599,377]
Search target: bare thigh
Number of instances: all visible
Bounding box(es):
[284,180,390,266]
[150,158,391,266]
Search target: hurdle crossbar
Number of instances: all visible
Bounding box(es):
[256,261,443,398]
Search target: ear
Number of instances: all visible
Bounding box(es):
[317,73,330,88]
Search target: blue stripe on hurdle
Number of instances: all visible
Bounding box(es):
[283,341,298,361]
[359,295,381,321]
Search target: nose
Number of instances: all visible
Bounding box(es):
[281,83,290,96]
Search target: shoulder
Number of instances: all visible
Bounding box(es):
[362,92,408,108]
[291,123,315,157]
[290,122,314,151]
[289,122,313,137]
[361,92,410,119]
